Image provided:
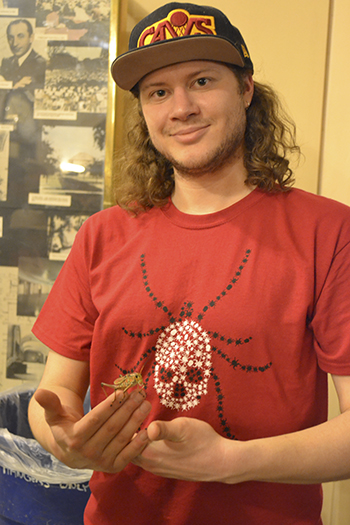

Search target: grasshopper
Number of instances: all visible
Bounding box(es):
[101,368,145,403]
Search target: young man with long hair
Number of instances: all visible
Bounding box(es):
[29,4,350,524]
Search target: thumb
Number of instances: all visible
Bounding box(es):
[147,418,185,442]
[34,388,66,425]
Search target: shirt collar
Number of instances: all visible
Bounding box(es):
[17,47,32,67]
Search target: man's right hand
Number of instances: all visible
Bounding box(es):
[33,387,152,473]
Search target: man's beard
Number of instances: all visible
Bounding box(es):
[157,117,246,178]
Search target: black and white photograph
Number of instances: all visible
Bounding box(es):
[0,0,36,18]
[35,0,110,45]
[0,16,47,209]
[0,17,47,119]
[17,255,63,316]
[36,123,105,211]
[0,124,10,200]
[47,212,89,260]
[0,208,48,266]
[6,321,48,380]
[34,43,108,119]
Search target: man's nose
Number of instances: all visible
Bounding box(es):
[168,88,200,121]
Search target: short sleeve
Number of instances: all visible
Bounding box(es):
[311,233,350,375]
[32,221,98,361]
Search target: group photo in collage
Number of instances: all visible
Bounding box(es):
[0,0,111,388]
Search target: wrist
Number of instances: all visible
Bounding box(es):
[217,438,256,484]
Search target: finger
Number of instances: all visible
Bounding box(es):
[72,389,126,440]
[74,391,151,453]
[77,396,152,470]
[107,429,150,473]
[105,397,152,451]
[34,388,67,424]
[147,419,183,442]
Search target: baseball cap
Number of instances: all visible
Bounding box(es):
[111,2,253,91]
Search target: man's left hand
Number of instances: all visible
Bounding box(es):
[133,417,236,483]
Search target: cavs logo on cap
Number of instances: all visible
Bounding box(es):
[138,8,216,48]
[241,44,250,58]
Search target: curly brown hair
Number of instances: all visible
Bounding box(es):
[113,66,300,214]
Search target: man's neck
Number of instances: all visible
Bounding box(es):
[171,163,254,215]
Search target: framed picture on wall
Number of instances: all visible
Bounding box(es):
[0,0,128,391]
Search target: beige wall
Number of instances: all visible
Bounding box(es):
[130,1,349,523]
[319,1,350,524]
[319,0,350,206]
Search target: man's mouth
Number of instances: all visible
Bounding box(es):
[170,125,210,143]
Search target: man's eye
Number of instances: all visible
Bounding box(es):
[152,89,166,98]
[196,77,209,87]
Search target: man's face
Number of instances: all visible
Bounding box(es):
[7,22,33,58]
[139,60,253,177]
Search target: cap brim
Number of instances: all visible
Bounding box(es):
[111,35,245,91]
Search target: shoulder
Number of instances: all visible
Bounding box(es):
[254,188,350,256]
[77,205,162,243]
[1,56,13,68]
[263,188,350,222]
[26,49,46,65]
[289,189,350,233]
[68,205,164,268]
[81,205,129,230]
[286,187,349,209]
[82,204,155,227]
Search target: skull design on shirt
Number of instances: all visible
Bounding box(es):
[120,250,272,439]
[154,319,212,410]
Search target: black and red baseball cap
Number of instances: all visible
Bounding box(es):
[111,2,253,91]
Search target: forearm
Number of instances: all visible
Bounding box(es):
[28,350,90,460]
[223,410,350,485]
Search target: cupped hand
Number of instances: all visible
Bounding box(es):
[34,387,152,473]
[133,417,233,483]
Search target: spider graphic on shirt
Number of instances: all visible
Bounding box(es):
[118,250,272,439]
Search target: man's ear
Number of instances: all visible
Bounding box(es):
[243,73,254,107]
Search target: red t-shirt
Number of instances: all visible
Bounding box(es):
[33,188,350,524]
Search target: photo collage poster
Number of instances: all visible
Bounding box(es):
[0,0,111,390]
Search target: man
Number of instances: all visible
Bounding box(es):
[0,19,46,94]
[28,3,350,524]
[0,19,45,150]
